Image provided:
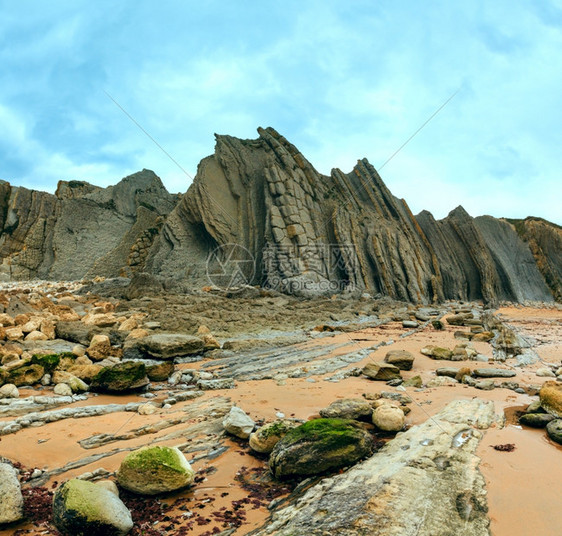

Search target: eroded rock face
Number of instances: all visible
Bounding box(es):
[252,398,497,536]
[0,171,177,281]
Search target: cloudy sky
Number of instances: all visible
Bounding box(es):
[1,0,561,223]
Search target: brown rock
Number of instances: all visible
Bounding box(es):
[384,350,415,371]
[362,362,401,381]
[540,381,562,418]
[87,334,112,361]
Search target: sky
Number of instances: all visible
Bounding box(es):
[1,0,561,223]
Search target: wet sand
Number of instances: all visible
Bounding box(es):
[1,306,561,535]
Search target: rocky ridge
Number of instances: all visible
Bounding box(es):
[0,127,559,304]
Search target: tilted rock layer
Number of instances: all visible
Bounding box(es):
[0,127,559,303]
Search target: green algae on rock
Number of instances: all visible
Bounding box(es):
[117,445,195,495]
[52,478,133,536]
[269,418,373,479]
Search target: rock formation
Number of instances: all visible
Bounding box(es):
[0,170,178,281]
[0,127,559,304]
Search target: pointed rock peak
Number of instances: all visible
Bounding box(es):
[416,209,436,221]
[448,205,472,220]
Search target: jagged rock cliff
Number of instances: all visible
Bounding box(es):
[0,170,178,281]
[0,128,558,304]
[504,217,562,302]
[145,127,555,303]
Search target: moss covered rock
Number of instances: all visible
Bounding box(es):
[269,418,373,479]
[90,361,148,392]
[117,445,195,495]
[31,353,60,373]
[8,364,44,386]
[52,478,133,536]
[249,420,300,454]
[519,413,555,428]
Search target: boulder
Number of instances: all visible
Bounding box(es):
[90,362,148,393]
[362,362,401,381]
[0,383,19,398]
[372,404,405,432]
[269,418,373,479]
[25,330,48,342]
[420,345,453,360]
[146,361,175,381]
[319,398,373,421]
[86,334,111,361]
[52,371,89,393]
[446,313,473,326]
[135,333,205,359]
[519,413,555,428]
[546,419,562,445]
[249,420,301,454]
[117,446,195,495]
[536,367,556,378]
[222,406,255,438]
[52,478,133,535]
[8,364,44,386]
[383,350,415,371]
[472,368,516,378]
[0,462,24,524]
[539,381,562,418]
[54,383,73,396]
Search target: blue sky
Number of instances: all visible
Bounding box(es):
[1,0,561,223]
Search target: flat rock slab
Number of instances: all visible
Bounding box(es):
[136,334,204,359]
[251,398,497,536]
[472,368,516,378]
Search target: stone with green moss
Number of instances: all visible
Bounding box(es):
[117,445,195,495]
[31,353,61,373]
[269,418,373,479]
[249,420,301,454]
[90,361,148,392]
[52,478,133,536]
[8,364,44,387]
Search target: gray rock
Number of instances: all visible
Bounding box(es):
[546,419,562,444]
[52,478,133,535]
[222,406,255,438]
[436,367,459,378]
[0,462,24,524]
[472,368,516,378]
[402,320,419,329]
[197,378,236,390]
[536,367,556,378]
